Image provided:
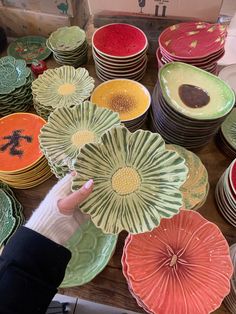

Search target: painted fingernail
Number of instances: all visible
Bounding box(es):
[84,179,93,190]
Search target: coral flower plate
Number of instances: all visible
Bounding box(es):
[72,126,188,234]
[122,210,233,314]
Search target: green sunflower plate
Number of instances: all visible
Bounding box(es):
[61,219,117,287]
[39,101,121,168]
[73,126,188,234]
[32,66,95,111]
[7,36,51,64]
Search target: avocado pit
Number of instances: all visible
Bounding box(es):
[179,84,210,108]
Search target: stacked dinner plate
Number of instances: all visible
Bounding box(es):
[166,144,209,210]
[46,26,88,67]
[91,79,150,131]
[0,56,33,116]
[150,62,235,150]
[224,244,236,314]
[122,210,233,314]
[0,113,53,189]
[215,159,236,227]
[156,22,227,74]
[0,182,24,250]
[217,109,236,159]
[92,23,148,81]
[32,66,95,120]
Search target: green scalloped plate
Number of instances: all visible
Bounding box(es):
[221,108,236,150]
[7,36,51,64]
[61,219,117,287]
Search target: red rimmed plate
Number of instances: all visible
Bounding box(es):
[0,113,46,172]
[92,23,148,58]
[229,160,236,198]
[159,22,227,59]
[122,210,233,314]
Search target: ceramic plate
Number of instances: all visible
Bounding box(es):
[221,108,236,150]
[7,36,51,64]
[32,66,95,111]
[159,22,227,59]
[61,219,117,287]
[219,64,236,95]
[159,62,235,120]
[0,56,31,94]
[39,101,121,168]
[0,113,46,172]
[72,126,188,234]
[91,79,150,121]
[48,26,86,51]
[92,23,148,58]
[123,210,233,314]
[166,144,209,209]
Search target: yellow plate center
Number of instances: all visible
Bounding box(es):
[58,83,76,95]
[71,130,95,148]
[112,167,140,195]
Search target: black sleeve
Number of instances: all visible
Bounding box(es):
[0,226,71,314]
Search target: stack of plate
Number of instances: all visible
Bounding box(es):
[122,210,233,314]
[0,56,33,116]
[166,144,209,210]
[217,109,236,159]
[92,23,148,82]
[32,66,95,120]
[0,182,24,249]
[61,219,117,288]
[150,62,235,150]
[90,79,150,132]
[215,159,236,227]
[224,243,236,314]
[46,26,88,67]
[39,101,121,179]
[157,22,227,75]
[0,113,53,189]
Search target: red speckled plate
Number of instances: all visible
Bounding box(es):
[0,113,46,172]
[122,210,233,314]
[159,22,227,59]
[92,23,148,58]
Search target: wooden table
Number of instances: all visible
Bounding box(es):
[10,52,235,314]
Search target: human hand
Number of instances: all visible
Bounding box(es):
[26,174,93,245]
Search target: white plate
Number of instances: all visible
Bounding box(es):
[219,63,236,94]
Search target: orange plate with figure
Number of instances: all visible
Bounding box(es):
[0,113,46,172]
[90,79,151,122]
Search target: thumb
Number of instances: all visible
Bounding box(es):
[58,179,93,215]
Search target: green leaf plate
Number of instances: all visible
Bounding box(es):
[7,36,51,64]
[61,219,117,287]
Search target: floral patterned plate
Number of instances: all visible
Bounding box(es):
[7,36,51,64]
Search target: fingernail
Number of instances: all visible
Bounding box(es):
[84,179,93,190]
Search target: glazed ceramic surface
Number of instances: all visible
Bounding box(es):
[0,113,45,172]
[61,219,117,287]
[32,66,95,111]
[92,23,148,58]
[122,210,233,314]
[7,36,51,64]
[48,26,86,51]
[0,189,15,246]
[159,62,235,120]
[90,79,150,121]
[159,22,227,59]
[0,56,31,94]
[72,126,188,234]
[39,101,121,168]
[219,64,236,95]
[166,144,209,209]
[221,109,236,150]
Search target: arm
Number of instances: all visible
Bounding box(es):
[0,174,93,314]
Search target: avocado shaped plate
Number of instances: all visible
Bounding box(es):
[61,219,117,287]
[7,36,51,64]
[159,62,235,120]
